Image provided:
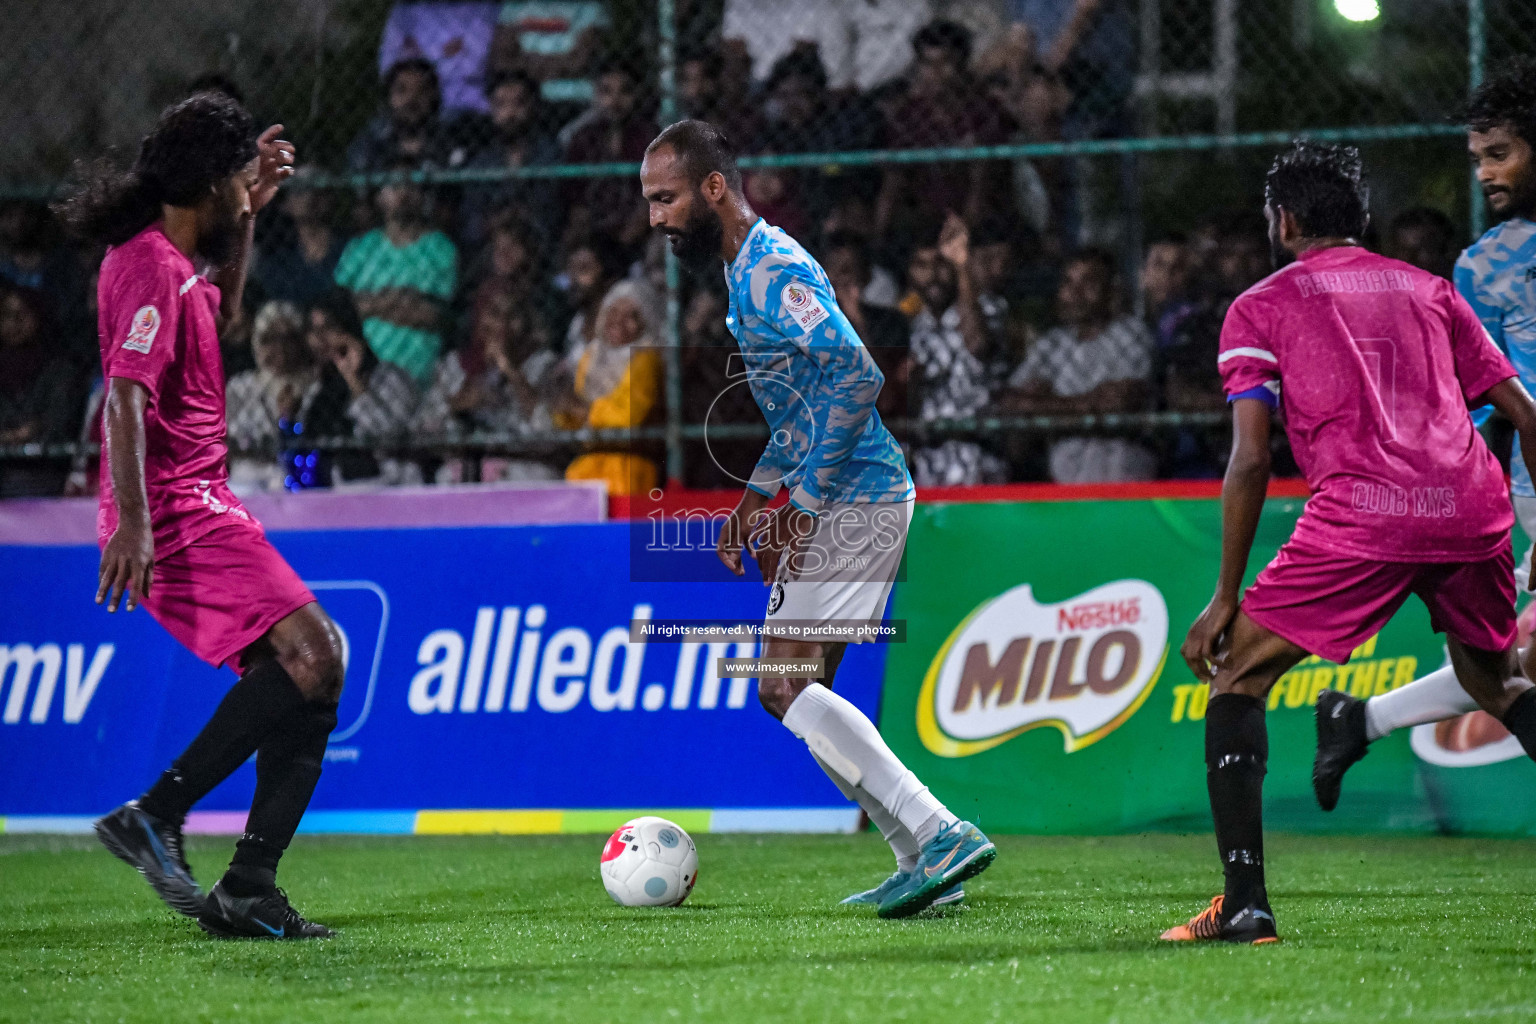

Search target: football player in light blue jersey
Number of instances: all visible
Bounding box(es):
[640,120,995,919]
[1315,58,1536,806]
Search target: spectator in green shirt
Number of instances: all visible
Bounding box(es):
[334,166,458,384]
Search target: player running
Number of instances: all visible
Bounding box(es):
[639,120,995,919]
[1163,141,1536,945]
[1313,57,1536,806]
[57,93,341,939]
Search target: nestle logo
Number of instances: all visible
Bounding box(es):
[1057,598,1141,632]
[917,581,1169,757]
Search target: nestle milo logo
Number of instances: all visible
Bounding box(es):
[916,581,1169,757]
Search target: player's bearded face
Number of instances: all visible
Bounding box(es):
[665,191,724,274]
[1472,127,1536,218]
[199,177,248,267]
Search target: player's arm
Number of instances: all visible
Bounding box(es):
[1183,297,1278,677]
[1182,398,1271,677]
[96,378,154,613]
[718,483,770,578]
[96,256,185,612]
[718,439,789,577]
[214,125,295,329]
[212,214,256,334]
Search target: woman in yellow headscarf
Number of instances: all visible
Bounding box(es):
[561,279,665,495]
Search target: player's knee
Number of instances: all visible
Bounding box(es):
[758,678,797,720]
[1211,675,1270,701]
[285,620,345,704]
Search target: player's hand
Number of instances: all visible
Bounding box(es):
[1182,593,1237,679]
[96,520,154,613]
[750,504,815,586]
[938,211,970,269]
[717,488,768,576]
[250,125,296,214]
[1528,548,1535,592]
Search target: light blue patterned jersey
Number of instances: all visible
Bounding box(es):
[724,218,914,510]
[1457,216,1536,496]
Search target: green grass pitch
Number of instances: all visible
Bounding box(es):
[3,832,1535,1023]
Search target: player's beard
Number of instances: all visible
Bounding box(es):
[199,197,247,268]
[665,201,724,276]
[1485,174,1536,221]
[1267,220,1295,271]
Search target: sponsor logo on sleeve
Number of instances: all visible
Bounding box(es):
[916,580,1169,757]
[781,282,830,332]
[122,305,160,354]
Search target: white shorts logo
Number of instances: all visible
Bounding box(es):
[122,305,161,355]
[781,282,829,333]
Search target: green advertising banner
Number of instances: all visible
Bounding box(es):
[880,495,1536,835]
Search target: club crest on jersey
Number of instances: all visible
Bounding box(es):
[781,282,829,332]
[767,581,785,615]
[122,305,160,354]
[916,580,1169,757]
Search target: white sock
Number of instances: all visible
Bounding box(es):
[782,683,955,849]
[811,753,920,873]
[1365,663,1482,740]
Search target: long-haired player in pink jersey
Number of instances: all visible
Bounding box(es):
[1162,141,1536,944]
[56,92,339,939]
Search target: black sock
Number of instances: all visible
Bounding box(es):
[1205,692,1270,916]
[223,700,338,895]
[138,658,307,824]
[1502,689,1536,761]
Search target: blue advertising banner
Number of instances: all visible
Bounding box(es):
[0,524,887,832]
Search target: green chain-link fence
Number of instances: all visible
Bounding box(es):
[0,0,1528,495]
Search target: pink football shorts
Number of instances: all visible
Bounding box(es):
[1242,534,1516,663]
[138,521,315,671]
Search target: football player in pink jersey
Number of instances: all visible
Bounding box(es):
[57,93,337,939]
[1313,58,1536,809]
[1162,142,1536,944]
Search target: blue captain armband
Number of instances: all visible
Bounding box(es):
[1227,383,1279,410]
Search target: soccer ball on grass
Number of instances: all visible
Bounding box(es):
[599,816,698,907]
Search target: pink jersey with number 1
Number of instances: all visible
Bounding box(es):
[1218,245,1516,563]
[96,223,256,557]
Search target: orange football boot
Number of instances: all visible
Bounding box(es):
[1161,895,1280,944]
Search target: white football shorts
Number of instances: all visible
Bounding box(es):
[761,497,913,645]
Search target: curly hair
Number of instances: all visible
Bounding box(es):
[1263,140,1370,240]
[54,92,258,246]
[1466,56,1536,147]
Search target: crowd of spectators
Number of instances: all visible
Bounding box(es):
[0,5,1470,498]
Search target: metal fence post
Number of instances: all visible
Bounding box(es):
[658,0,685,488]
[1469,0,1486,239]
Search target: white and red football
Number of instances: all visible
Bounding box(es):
[599,816,699,907]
